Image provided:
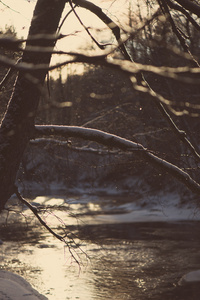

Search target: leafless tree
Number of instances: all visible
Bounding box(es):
[0,0,200,219]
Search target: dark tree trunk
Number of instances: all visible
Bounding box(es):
[0,0,66,211]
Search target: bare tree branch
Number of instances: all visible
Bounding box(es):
[72,0,161,61]
[34,125,200,195]
[1,50,200,83]
[174,0,200,17]
[14,186,85,264]
[68,0,111,49]
[69,0,200,167]
[58,6,76,32]
[158,0,200,67]
[166,0,200,31]
[0,0,20,14]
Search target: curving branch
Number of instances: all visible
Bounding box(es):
[68,0,112,49]
[71,0,200,167]
[72,0,120,39]
[14,186,84,264]
[34,125,200,195]
[1,3,200,171]
[0,0,20,14]
[166,0,200,32]
[159,0,189,52]
[158,0,200,69]
[71,0,160,60]
[174,0,200,17]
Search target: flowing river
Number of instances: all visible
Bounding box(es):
[0,194,200,300]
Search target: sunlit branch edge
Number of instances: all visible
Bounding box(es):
[34,125,200,196]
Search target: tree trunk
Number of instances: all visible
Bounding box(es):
[0,0,66,211]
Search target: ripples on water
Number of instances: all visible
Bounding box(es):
[0,195,200,300]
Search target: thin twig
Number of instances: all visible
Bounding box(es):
[15,186,64,241]
[69,0,111,49]
[159,0,200,67]
[58,6,76,32]
[167,0,200,32]
[14,186,88,265]
[0,0,20,14]
[0,58,21,91]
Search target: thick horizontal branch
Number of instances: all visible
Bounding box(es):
[34,125,200,195]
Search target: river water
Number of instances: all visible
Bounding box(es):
[0,194,200,300]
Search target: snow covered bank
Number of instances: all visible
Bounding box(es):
[2,192,200,300]
[0,271,47,300]
[18,140,190,200]
[27,190,200,225]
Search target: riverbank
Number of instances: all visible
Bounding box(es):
[1,193,200,299]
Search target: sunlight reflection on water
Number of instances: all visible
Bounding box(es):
[16,238,97,300]
[1,194,200,300]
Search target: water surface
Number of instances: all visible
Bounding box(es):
[0,194,200,300]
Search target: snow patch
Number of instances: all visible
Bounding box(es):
[179,270,200,285]
[0,271,47,300]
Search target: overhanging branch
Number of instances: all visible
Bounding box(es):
[34,125,200,195]
[166,0,200,31]
[14,186,84,264]
[174,0,200,17]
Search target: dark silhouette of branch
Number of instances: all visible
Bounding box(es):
[58,6,76,32]
[1,2,200,170]
[68,1,200,168]
[15,186,64,241]
[71,0,126,52]
[76,0,200,167]
[72,0,120,39]
[174,0,200,17]
[14,186,84,264]
[71,0,160,60]
[166,0,200,32]
[69,0,111,49]
[158,0,200,67]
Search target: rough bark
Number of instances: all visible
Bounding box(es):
[0,0,66,211]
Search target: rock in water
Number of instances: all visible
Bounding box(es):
[179,270,200,285]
